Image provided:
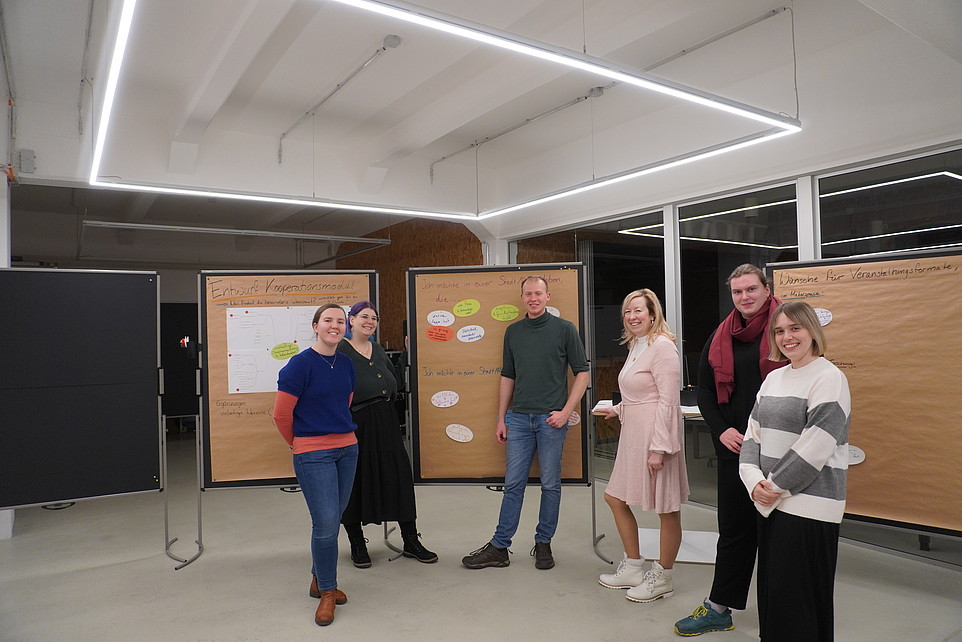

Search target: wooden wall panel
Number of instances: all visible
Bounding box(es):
[593,359,624,443]
[337,220,483,348]
[516,230,577,264]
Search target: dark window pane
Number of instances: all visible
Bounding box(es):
[820,150,962,258]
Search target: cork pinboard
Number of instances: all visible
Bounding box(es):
[407,264,589,484]
[770,251,961,534]
[200,271,375,488]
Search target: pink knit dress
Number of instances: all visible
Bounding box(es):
[605,334,690,513]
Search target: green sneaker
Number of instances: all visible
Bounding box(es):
[674,601,734,636]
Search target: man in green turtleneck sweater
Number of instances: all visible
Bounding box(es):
[462,275,590,571]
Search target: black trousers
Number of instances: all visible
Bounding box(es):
[757,510,839,641]
[709,457,758,610]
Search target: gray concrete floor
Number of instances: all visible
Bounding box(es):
[2,435,961,641]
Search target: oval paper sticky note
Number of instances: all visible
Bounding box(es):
[427,310,455,326]
[426,326,454,342]
[453,299,480,317]
[567,410,581,426]
[546,306,560,317]
[814,307,833,326]
[457,325,485,343]
[445,424,474,443]
[491,304,520,322]
[431,390,460,408]
[270,342,300,360]
[848,445,866,465]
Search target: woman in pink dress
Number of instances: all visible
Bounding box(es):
[597,289,689,603]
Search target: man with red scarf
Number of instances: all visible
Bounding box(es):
[674,264,785,637]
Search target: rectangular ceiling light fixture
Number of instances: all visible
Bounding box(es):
[90,0,801,221]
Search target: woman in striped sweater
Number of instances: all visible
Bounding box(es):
[739,301,851,641]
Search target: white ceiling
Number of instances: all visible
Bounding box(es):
[4,0,962,270]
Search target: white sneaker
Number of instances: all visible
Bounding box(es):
[626,561,674,603]
[598,555,647,589]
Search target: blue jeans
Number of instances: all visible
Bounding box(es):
[491,412,568,549]
[293,444,358,592]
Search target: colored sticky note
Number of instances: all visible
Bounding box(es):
[491,304,520,321]
[270,342,300,359]
[453,299,481,317]
[426,326,455,342]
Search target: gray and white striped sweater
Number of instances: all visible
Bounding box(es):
[739,356,851,524]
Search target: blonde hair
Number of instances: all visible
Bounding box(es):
[619,289,676,346]
[519,275,548,293]
[767,301,827,361]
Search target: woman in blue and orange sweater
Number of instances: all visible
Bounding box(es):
[273,303,357,627]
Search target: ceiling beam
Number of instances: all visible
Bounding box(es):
[355,0,713,179]
[122,191,157,221]
[258,204,315,228]
[167,0,297,173]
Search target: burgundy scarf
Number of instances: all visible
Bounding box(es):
[708,295,783,404]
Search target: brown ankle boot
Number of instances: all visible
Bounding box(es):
[315,591,337,626]
[309,576,347,604]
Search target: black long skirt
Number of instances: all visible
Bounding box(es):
[757,510,839,641]
[340,400,417,525]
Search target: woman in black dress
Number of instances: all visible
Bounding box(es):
[337,301,437,567]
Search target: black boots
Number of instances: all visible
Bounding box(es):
[345,521,438,565]
[400,520,438,564]
[344,523,371,568]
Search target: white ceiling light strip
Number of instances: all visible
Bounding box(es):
[619,230,795,250]
[821,222,962,246]
[836,241,962,259]
[328,0,800,133]
[619,171,962,235]
[621,224,962,249]
[479,128,795,219]
[88,0,138,185]
[623,197,797,232]
[85,178,477,220]
[429,8,791,181]
[89,0,800,221]
[820,171,962,198]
